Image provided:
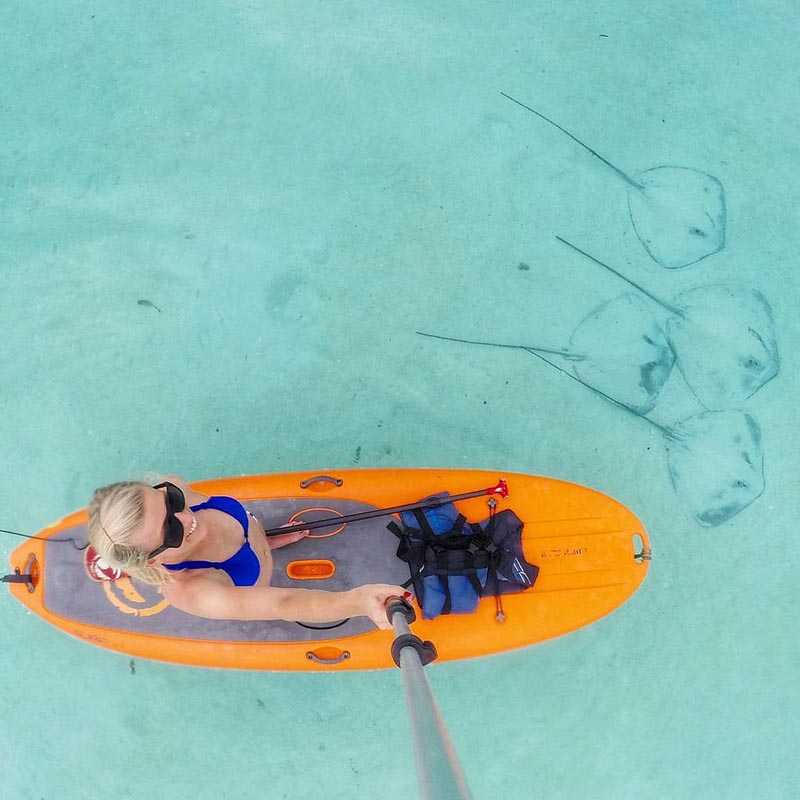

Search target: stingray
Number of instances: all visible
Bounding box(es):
[501,92,726,269]
[418,290,675,415]
[564,377,765,528]
[556,236,780,410]
[665,409,764,527]
[589,388,765,528]
[417,331,764,526]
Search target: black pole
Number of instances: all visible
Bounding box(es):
[1,573,32,583]
[262,479,507,536]
[386,597,474,799]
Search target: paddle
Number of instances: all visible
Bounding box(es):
[261,479,508,536]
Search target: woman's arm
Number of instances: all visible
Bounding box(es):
[162,579,405,629]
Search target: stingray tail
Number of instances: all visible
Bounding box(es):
[518,347,685,440]
[555,236,686,318]
[416,331,583,360]
[417,330,684,440]
[500,92,645,191]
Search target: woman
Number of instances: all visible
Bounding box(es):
[87,475,405,629]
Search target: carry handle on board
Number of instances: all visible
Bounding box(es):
[262,479,508,536]
[386,596,473,800]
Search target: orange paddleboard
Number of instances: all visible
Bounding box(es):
[5,469,650,671]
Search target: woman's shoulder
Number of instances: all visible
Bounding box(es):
[159,571,237,617]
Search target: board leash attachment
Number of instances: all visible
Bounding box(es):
[2,554,39,593]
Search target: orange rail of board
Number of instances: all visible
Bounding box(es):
[6,469,650,671]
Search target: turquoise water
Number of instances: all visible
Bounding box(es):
[2,2,799,797]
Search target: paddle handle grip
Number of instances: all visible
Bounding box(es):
[386,595,416,625]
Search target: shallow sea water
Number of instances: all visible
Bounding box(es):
[1,2,799,798]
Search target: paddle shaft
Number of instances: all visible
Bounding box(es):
[262,480,507,536]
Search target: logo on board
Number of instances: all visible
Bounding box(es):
[84,546,169,616]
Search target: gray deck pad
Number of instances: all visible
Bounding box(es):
[44,498,409,643]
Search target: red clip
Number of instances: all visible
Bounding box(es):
[493,478,508,498]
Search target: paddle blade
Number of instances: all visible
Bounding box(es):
[628,166,726,269]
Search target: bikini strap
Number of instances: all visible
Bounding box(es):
[189,495,250,536]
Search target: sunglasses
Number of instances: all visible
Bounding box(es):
[147,481,187,559]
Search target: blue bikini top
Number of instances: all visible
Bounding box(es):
[163,496,261,586]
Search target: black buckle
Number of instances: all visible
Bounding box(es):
[391,634,438,668]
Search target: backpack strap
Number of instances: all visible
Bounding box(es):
[387,520,405,541]
[387,519,434,598]
[466,508,502,597]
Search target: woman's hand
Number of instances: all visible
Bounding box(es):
[352,584,409,630]
[267,520,311,550]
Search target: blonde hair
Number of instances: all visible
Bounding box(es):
[87,481,174,586]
